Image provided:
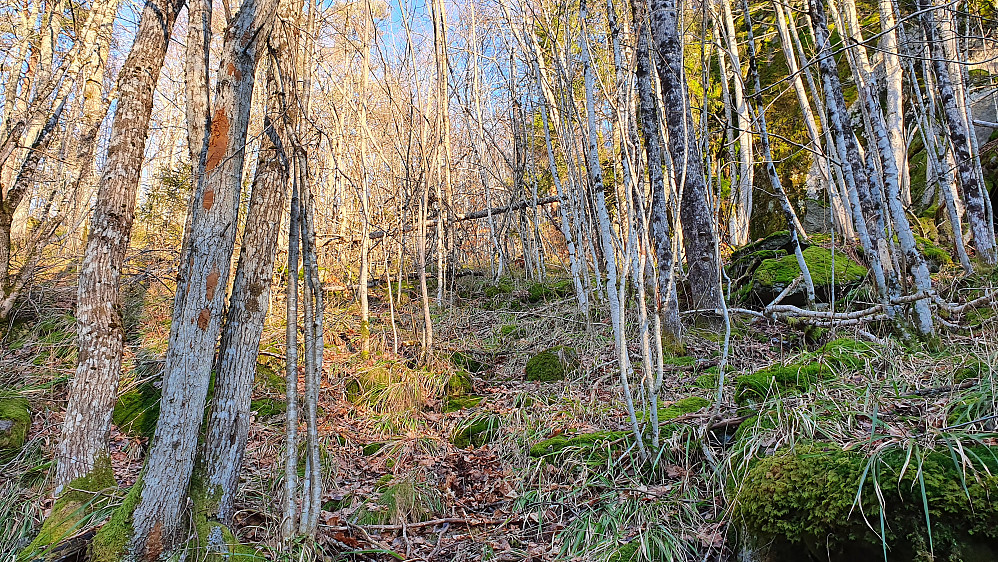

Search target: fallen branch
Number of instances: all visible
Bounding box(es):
[319,195,563,243]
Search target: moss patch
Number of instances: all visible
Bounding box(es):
[814,337,877,371]
[528,430,629,465]
[19,457,117,561]
[249,397,285,418]
[451,414,502,448]
[734,444,998,561]
[112,380,161,439]
[735,363,828,404]
[525,279,573,303]
[525,346,579,382]
[88,476,143,562]
[483,278,514,299]
[443,395,484,413]
[0,395,30,452]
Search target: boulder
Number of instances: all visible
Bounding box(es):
[525,346,579,382]
[733,444,998,561]
[0,395,30,452]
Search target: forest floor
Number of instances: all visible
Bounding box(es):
[2,263,998,561]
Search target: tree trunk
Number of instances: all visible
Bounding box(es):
[632,1,681,340]
[198,56,290,526]
[648,0,723,316]
[720,0,753,246]
[808,0,892,299]
[56,0,185,491]
[122,0,279,554]
[920,0,997,263]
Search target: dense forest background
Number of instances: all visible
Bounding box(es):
[1,0,998,559]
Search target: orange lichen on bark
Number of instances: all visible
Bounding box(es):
[197,308,210,330]
[227,62,242,80]
[204,111,230,172]
[206,266,220,301]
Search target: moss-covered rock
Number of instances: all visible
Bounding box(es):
[528,431,629,465]
[0,395,30,452]
[451,414,502,448]
[443,395,484,413]
[483,278,514,299]
[746,246,868,306]
[112,380,160,439]
[525,346,579,381]
[813,337,877,372]
[733,443,998,561]
[19,457,116,561]
[525,279,573,303]
[735,362,828,404]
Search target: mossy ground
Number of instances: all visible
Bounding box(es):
[735,362,829,404]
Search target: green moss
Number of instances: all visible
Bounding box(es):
[754,246,868,288]
[363,442,386,456]
[916,235,953,271]
[452,414,502,448]
[112,381,160,439]
[483,278,514,298]
[659,396,710,420]
[607,541,639,562]
[815,337,876,371]
[446,370,473,396]
[443,395,484,413]
[735,363,828,404]
[89,476,143,562]
[0,395,30,451]
[254,360,284,393]
[662,355,695,368]
[734,444,998,560]
[189,471,255,562]
[525,346,578,381]
[528,431,629,465]
[19,457,117,561]
[498,323,525,339]
[955,360,989,382]
[249,397,285,418]
[525,279,573,303]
